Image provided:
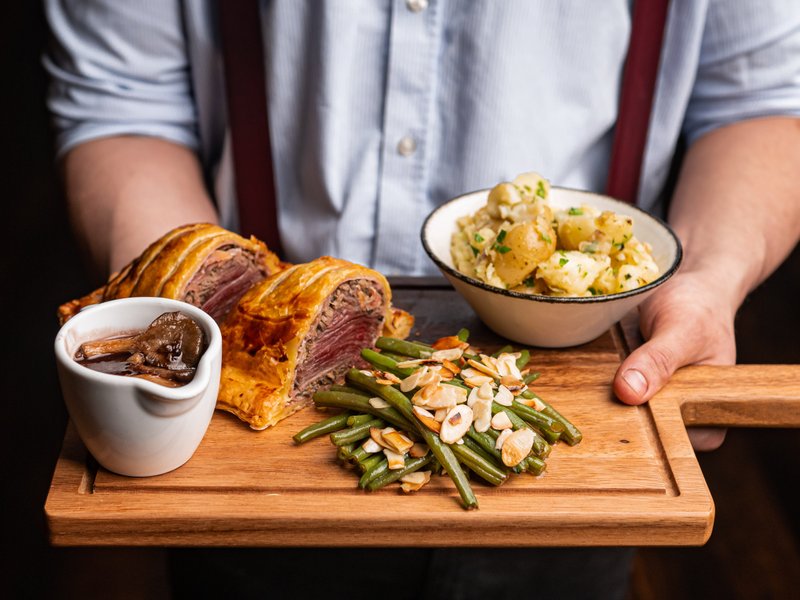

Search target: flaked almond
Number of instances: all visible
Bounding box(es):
[434,408,448,422]
[362,438,382,453]
[369,396,390,409]
[516,396,546,411]
[491,411,513,430]
[442,359,461,375]
[431,347,464,362]
[382,429,414,454]
[501,428,535,467]
[400,470,431,492]
[432,336,469,351]
[375,371,402,385]
[495,428,513,450]
[369,427,386,448]
[400,366,440,392]
[408,442,429,458]
[396,358,428,369]
[477,381,494,400]
[495,353,523,379]
[463,374,494,388]
[472,397,492,433]
[500,374,525,392]
[467,386,480,407]
[459,367,479,379]
[384,448,406,470]
[359,369,374,377]
[468,358,500,379]
[494,384,514,407]
[412,382,466,409]
[439,405,474,444]
[439,369,454,381]
[412,405,441,433]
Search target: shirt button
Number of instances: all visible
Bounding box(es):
[406,0,429,13]
[397,136,417,156]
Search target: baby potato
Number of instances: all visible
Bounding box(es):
[556,206,599,251]
[486,182,522,219]
[513,172,550,201]
[492,217,556,287]
[536,250,609,296]
[595,211,633,246]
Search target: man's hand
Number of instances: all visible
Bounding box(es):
[613,271,735,451]
[612,116,800,452]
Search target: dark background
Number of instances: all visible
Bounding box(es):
[2,3,798,598]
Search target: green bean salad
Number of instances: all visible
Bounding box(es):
[294,329,581,510]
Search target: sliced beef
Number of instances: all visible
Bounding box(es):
[183,245,268,321]
[292,279,386,401]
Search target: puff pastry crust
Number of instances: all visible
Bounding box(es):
[58,223,281,324]
[217,256,393,430]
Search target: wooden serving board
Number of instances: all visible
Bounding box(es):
[45,281,800,547]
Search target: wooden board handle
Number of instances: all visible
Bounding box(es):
[657,365,800,428]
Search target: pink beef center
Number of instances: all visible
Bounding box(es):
[184,246,267,321]
[292,280,386,399]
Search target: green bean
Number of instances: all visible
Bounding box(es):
[366,455,433,491]
[347,414,374,427]
[463,436,503,468]
[359,457,388,488]
[510,401,564,444]
[376,350,411,363]
[361,348,415,377]
[337,443,357,461]
[457,328,470,342]
[347,446,369,465]
[451,444,507,487]
[347,369,478,509]
[466,427,504,462]
[358,452,384,473]
[375,337,433,359]
[492,344,513,357]
[515,349,530,370]
[522,455,547,476]
[313,390,414,431]
[523,371,541,385]
[484,415,550,458]
[540,400,583,446]
[293,413,351,444]
[329,418,384,446]
[329,384,371,397]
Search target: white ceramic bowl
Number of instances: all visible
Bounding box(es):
[54,298,222,476]
[422,187,682,348]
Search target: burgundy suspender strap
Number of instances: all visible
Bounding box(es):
[606,0,671,204]
[218,1,283,256]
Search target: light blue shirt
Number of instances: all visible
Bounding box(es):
[45,0,800,275]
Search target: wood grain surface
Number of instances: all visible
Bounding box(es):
[45,284,800,547]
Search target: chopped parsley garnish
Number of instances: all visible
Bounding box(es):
[496,245,511,254]
[541,233,552,244]
[624,273,632,280]
[470,246,479,257]
[536,180,547,198]
[588,287,598,295]
[496,229,507,243]
[523,276,535,287]
[568,207,583,216]
[558,257,569,267]
[474,232,484,243]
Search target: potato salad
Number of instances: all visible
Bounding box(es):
[450,173,660,297]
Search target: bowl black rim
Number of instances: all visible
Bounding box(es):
[421,186,684,305]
